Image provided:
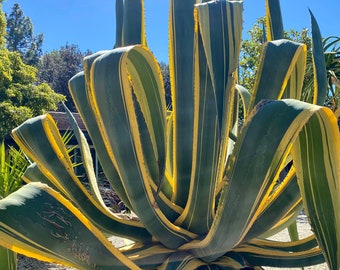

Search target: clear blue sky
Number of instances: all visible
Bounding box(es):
[2,0,340,63]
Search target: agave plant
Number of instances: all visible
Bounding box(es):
[0,0,339,269]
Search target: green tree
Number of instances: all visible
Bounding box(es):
[5,3,43,66]
[0,4,64,139]
[0,50,65,139]
[0,0,5,48]
[37,44,86,111]
[239,17,266,91]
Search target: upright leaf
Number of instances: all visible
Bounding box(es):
[292,108,340,269]
[175,0,243,235]
[265,0,284,41]
[114,0,145,47]
[169,0,197,207]
[310,9,328,105]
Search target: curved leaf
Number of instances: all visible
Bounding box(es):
[12,114,151,242]
[236,243,324,267]
[292,107,340,269]
[265,0,284,41]
[310,9,328,105]
[0,183,139,270]
[235,84,251,119]
[249,39,307,111]
[243,169,302,241]
[69,56,132,209]
[90,46,196,248]
[180,99,338,263]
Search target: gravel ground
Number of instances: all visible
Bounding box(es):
[18,215,329,270]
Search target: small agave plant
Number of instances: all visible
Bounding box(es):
[0,0,339,269]
[0,141,28,270]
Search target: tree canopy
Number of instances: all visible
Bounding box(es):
[0,50,65,139]
[37,44,86,111]
[0,3,64,139]
[0,1,5,47]
[5,3,43,66]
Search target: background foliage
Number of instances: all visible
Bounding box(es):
[0,3,64,139]
[37,44,87,111]
[5,3,43,67]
